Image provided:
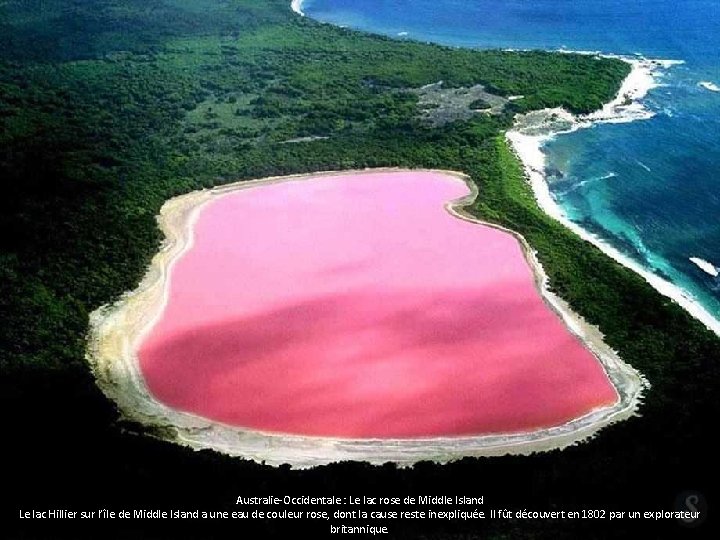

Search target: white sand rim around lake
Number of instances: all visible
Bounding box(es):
[87,168,645,469]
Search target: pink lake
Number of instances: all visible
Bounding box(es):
[138,171,617,438]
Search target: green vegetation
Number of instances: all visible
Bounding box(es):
[2,1,717,538]
[468,98,492,110]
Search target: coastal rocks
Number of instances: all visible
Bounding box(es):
[507,56,720,337]
[511,108,575,137]
[412,81,508,126]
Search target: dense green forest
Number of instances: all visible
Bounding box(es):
[1,1,716,538]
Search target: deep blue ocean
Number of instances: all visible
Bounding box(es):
[302,0,720,322]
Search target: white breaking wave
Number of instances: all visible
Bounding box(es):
[690,257,720,277]
[636,160,652,173]
[507,55,720,336]
[584,57,683,124]
[699,81,720,92]
[515,57,684,136]
[559,172,617,196]
[398,31,409,37]
[291,0,305,17]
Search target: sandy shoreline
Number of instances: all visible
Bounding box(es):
[87,168,645,468]
[507,55,720,337]
[291,0,305,17]
[287,1,715,334]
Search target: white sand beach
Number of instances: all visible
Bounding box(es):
[507,55,720,337]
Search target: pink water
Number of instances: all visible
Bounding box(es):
[138,171,617,438]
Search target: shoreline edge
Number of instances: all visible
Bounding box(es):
[87,169,646,469]
[507,55,720,337]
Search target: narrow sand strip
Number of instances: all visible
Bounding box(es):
[87,168,645,468]
[507,55,720,337]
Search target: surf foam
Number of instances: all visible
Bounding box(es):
[507,55,720,336]
[699,81,720,92]
[690,257,719,277]
[291,0,305,16]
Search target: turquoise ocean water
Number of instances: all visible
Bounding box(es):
[301,0,720,322]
